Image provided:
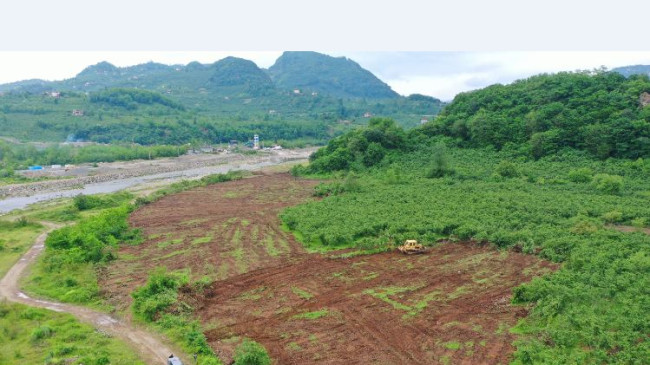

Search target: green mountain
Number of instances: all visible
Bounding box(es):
[268,51,399,99]
[613,64,650,78]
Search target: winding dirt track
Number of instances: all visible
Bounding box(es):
[0,222,178,365]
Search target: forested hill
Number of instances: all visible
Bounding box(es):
[422,71,650,159]
[268,51,399,99]
[613,64,650,78]
[0,52,400,100]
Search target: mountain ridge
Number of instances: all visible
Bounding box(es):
[0,52,408,100]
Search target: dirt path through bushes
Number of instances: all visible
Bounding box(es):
[0,227,189,364]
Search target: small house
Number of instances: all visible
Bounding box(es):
[72,109,84,116]
[363,112,373,118]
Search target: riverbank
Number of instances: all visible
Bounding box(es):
[1,148,314,199]
[0,148,313,214]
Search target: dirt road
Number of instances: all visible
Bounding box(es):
[0,222,181,365]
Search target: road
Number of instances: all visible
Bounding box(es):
[0,222,184,365]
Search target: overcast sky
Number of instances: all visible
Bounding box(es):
[2,51,650,100]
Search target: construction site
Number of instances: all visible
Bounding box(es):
[98,172,557,364]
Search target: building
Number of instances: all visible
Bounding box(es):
[253,134,260,150]
[293,89,301,94]
[420,117,429,125]
[363,112,373,118]
[72,109,84,116]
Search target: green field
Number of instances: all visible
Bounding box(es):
[0,302,145,365]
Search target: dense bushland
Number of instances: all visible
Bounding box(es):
[423,70,650,159]
[90,88,186,111]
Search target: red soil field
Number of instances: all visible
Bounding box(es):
[100,173,557,364]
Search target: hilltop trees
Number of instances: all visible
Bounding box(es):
[304,117,406,173]
[432,71,650,159]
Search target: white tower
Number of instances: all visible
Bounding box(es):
[253,134,260,150]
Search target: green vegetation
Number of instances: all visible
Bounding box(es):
[134,170,244,206]
[0,53,444,148]
[24,203,140,306]
[131,268,222,365]
[233,339,272,365]
[291,286,314,300]
[0,218,43,277]
[0,302,145,365]
[285,96,650,363]
[0,139,188,177]
[424,70,650,159]
[268,51,399,99]
[292,309,329,320]
[90,88,185,111]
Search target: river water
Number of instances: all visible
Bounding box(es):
[0,157,294,214]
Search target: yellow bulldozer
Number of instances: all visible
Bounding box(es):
[397,239,426,254]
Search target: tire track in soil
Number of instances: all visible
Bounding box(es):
[99,173,558,364]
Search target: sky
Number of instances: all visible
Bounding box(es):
[1,51,650,100]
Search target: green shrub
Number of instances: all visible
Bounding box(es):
[31,325,54,341]
[312,182,344,197]
[426,143,454,178]
[592,173,623,194]
[567,167,593,183]
[601,210,623,223]
[73,195,104,211]
[132,268,187,322]
[233,339,271,365]
[631,217,647,228]
[495,160,519,178]
[45,205,136,263]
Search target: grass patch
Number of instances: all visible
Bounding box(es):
[157,238,184,249]
[0,301,145,364]
[291,286,314,300]
[443,341,461,350]
[238,287,266,301]
[191,235,213,245]
[286,342,303,352]
[363,285,420,312]
[22,259,106,308]
[263,234,281,257]
[291,309,329,320]
[0,219,45,278]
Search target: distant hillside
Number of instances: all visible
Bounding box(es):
[613,64,650,78]
[0,53,445,144]
[424,70,650,159]
[268,51,399,99]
